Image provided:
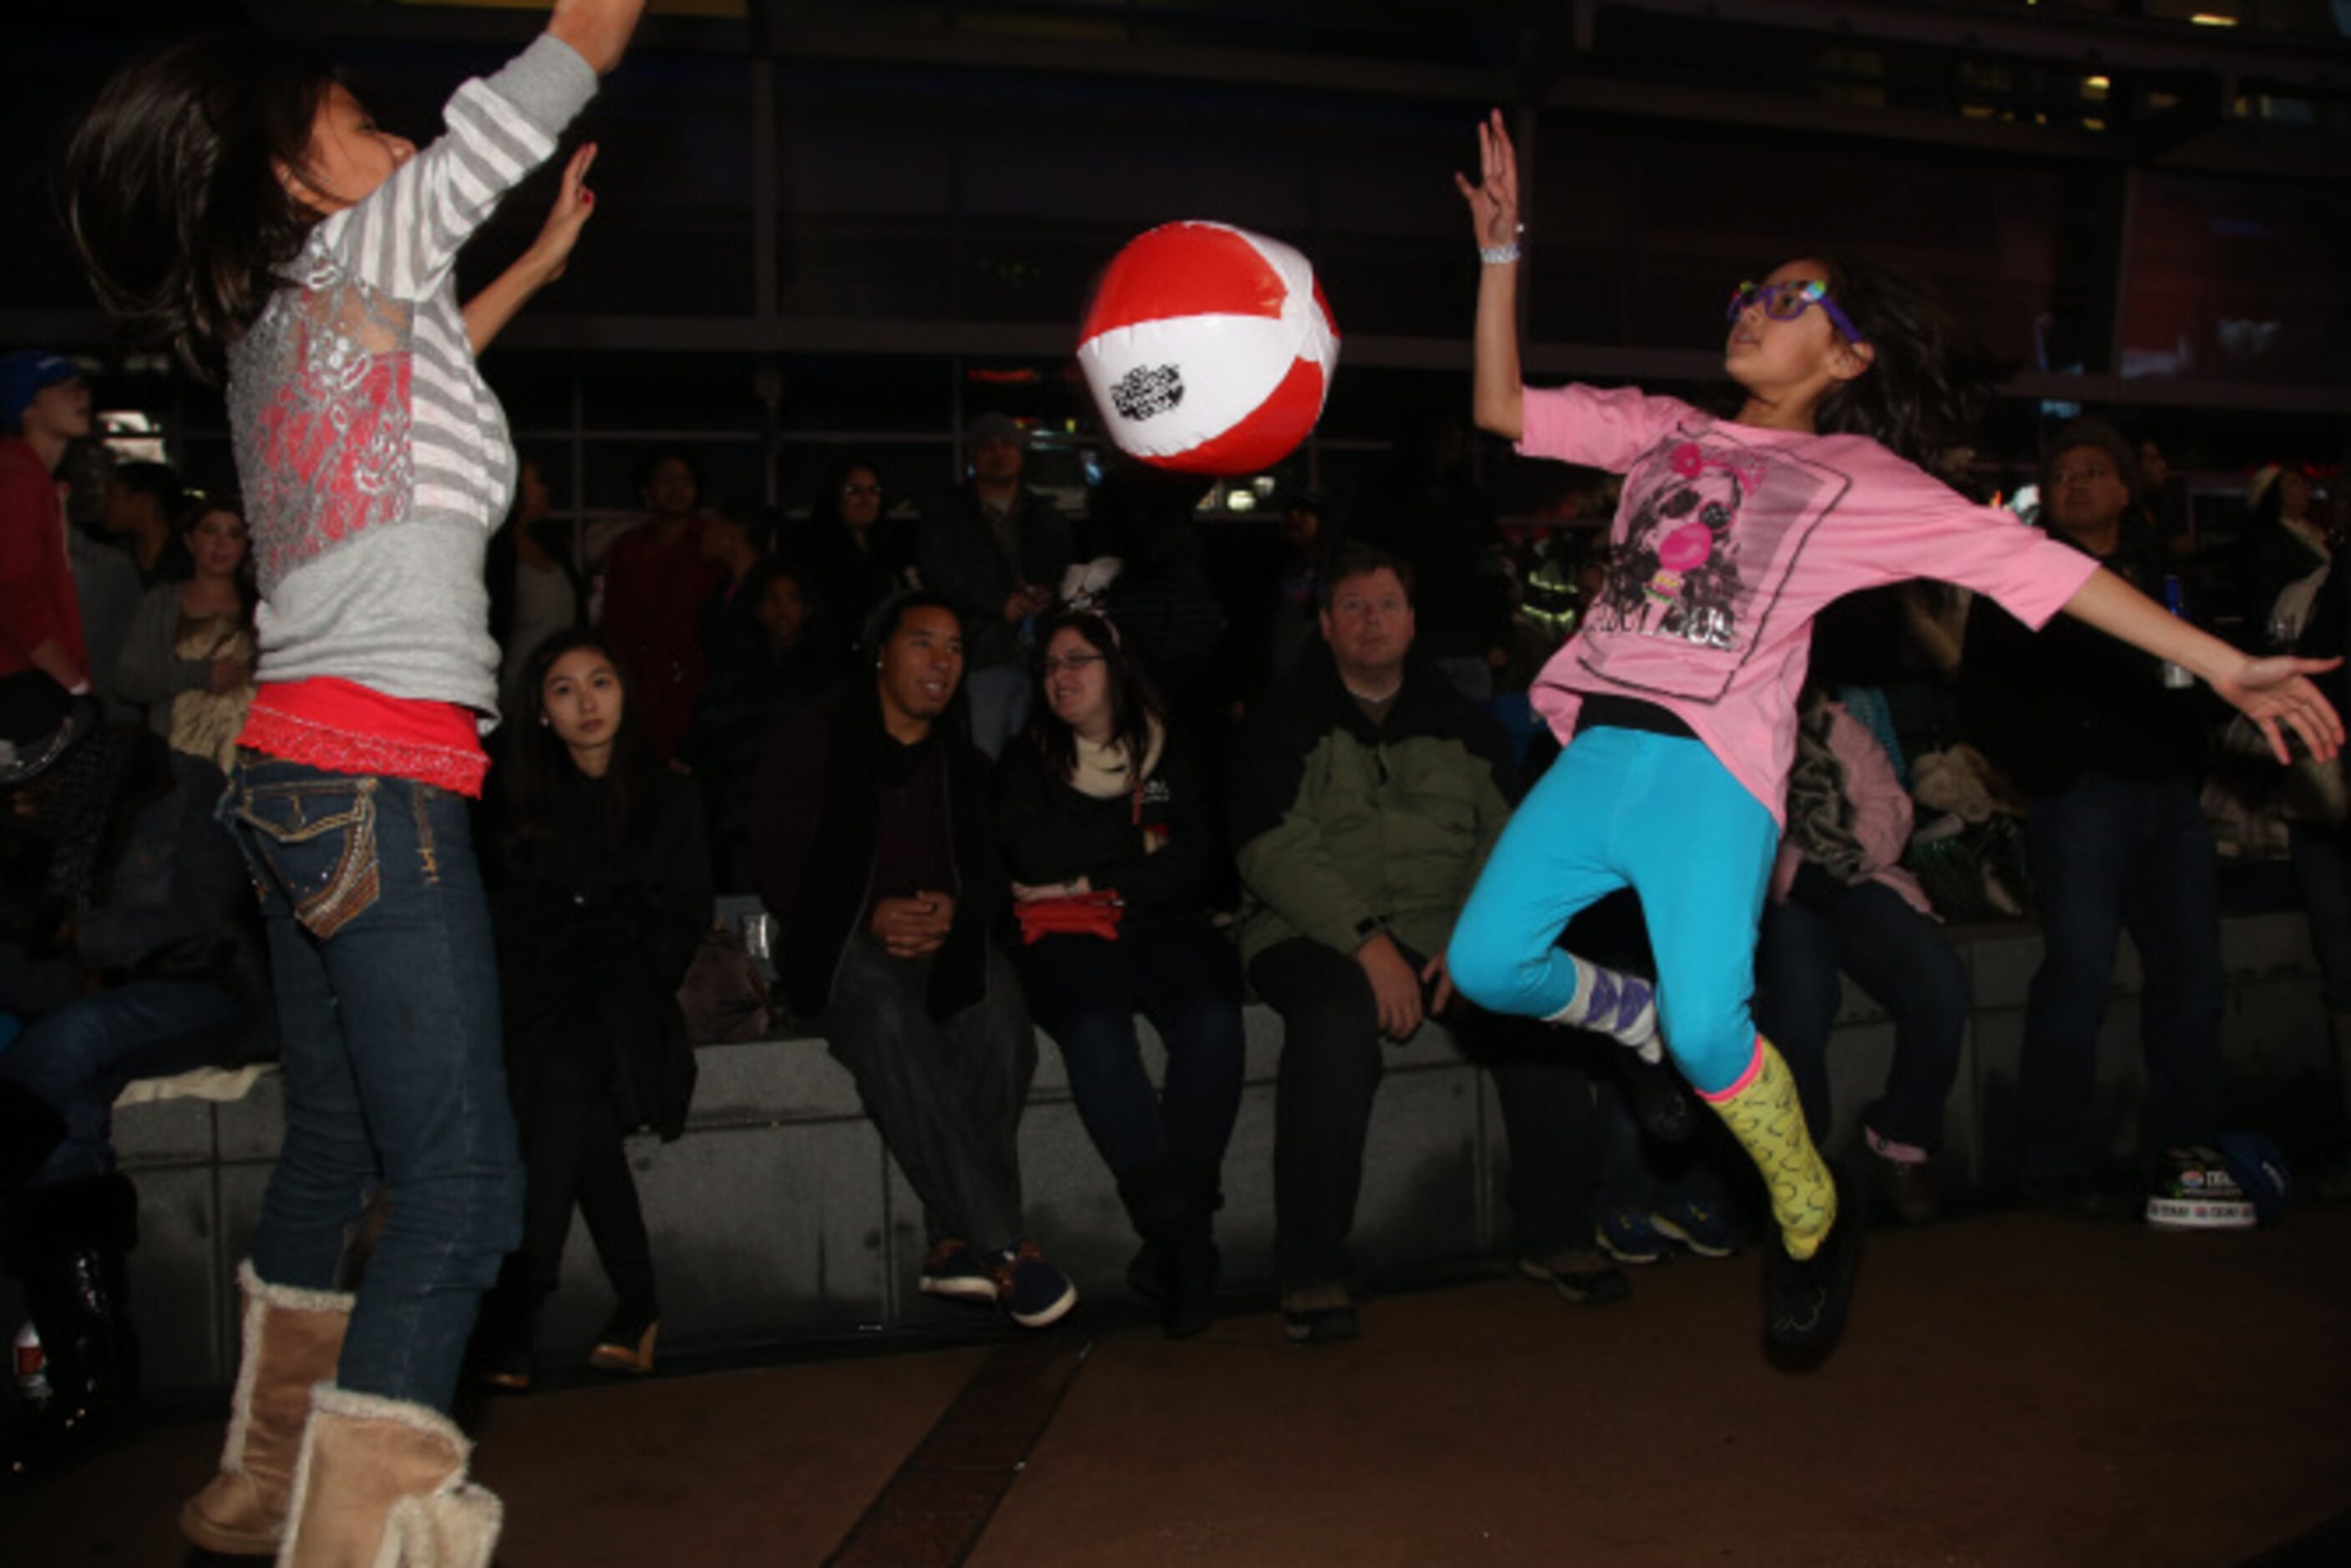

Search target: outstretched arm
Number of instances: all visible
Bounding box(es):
[464,143,597,355]
[2062,566,2344,763]
[1454,109,1524,442]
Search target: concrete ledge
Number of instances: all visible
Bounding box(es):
[94,911,2337,1393]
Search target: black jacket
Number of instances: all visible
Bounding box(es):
[751,692,1007,1021]
[995,724,1214,923]
[487,766,711,1141]
[1960,522,2207,796]
[913,483,1072,669]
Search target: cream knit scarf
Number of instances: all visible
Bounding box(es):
[1069,714,1166,800]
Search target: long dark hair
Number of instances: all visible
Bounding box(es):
[64,33,337,380]
[1018,609,1163,782]
[809,453,888,534]
[1806,251,2007,470]
[180,488,261,625]
[493,630,661,870]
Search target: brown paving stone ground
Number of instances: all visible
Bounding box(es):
[974,1210,2351,1568]
[2,1210,2347,1565]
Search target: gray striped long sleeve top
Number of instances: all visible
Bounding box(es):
[227,33,597,725]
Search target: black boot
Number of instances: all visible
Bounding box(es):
[470,1257,539,1393]
[3,1172,141,1483]
[1117,1159,1222,1340]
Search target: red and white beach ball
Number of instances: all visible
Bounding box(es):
[1077,221,1339,475]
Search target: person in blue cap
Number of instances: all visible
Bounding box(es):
[0,352,94,701]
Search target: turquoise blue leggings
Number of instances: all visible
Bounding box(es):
[1447,727,1779,1096]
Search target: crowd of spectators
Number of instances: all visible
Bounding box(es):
[3,353,2345,1463]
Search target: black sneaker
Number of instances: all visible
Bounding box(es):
[1595,1205,1671,1265]
[992,1241,1078,1329]
[1762,1162,1867,1372]
[920,1239,1002,1304]
[1651,1196,1742,1258]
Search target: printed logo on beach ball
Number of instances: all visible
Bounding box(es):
[1077,221,1338,475]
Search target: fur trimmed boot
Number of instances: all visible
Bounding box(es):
[180,1261,354,1556]
[278,1385,503,1568]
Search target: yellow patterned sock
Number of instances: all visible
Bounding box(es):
[1700,1036,1837,1260]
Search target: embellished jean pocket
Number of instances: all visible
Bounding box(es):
[235,775,383,941]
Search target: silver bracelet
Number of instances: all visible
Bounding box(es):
[1478,243,1523,266]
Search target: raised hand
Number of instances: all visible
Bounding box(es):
[462,142,600,352]
[1452,109,1521,250]
[526,143,598,282]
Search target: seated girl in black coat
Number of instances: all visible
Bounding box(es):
[476,630,711,1388]
[996,609,1245,1338]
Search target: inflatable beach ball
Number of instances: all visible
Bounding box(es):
[1077,221,1339,475]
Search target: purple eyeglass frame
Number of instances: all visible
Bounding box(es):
[1725,279,1866,345]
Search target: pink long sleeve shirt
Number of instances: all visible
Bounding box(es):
[1518,384,2100,825]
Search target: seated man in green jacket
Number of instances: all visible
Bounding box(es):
[1228,542,1623,1343]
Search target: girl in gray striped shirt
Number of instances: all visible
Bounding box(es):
[65,3,646,1558]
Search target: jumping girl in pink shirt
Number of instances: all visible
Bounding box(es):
[1442,111,2342,1365]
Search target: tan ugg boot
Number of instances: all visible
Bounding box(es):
[277,1385,503,1567]
[180,1261,354,1556]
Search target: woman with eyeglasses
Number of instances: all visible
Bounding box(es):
[1442,109,2344,1367]
[995,609,1244,1338]
[796,454,909,642]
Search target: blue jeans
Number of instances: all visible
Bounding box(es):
[1752,879,1968,1152]
[1015,915,1246,1176]
[2019,774,2223,1176]
[226,756,522,1413]
[0,980,245,1187]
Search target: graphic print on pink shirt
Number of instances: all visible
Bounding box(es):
[1582,428,1851,702]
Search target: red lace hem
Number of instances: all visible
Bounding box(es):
[239,680,489,797]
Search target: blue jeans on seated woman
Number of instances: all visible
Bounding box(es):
[225,755,523,1414]
[0,979,246,1189]
[1014,913,1246,1177]
[1752,877,1968,1155]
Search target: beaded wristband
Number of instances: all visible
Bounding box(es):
[1478,243,1523,266]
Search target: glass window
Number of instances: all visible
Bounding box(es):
[2118,173,2351,387]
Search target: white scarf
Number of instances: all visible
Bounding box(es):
[1069,713,1166,800]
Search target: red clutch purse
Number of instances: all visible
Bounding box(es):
[1014,888,1124,945]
